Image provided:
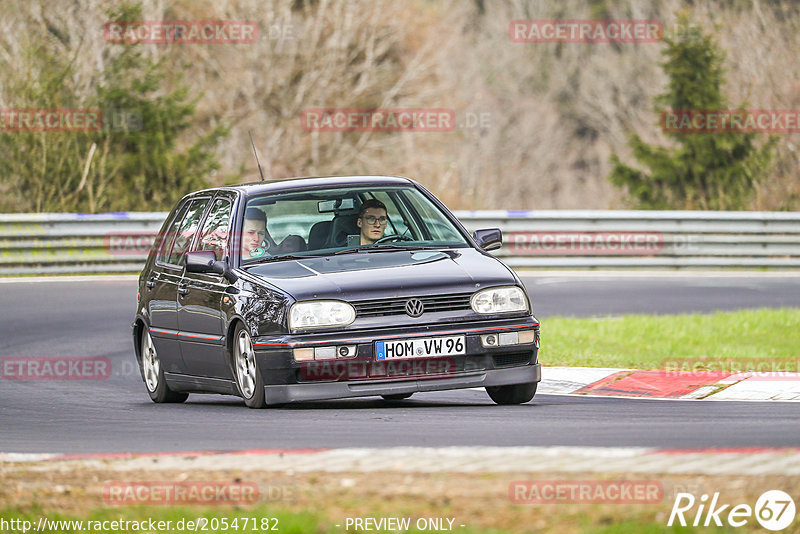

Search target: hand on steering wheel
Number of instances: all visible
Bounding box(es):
[374,234,414,244]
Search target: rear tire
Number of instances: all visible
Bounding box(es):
[381,393,414,401]
[486,382,537,405]
[232,323,267,409]
[140,326,188,404]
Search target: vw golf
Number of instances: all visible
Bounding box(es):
[133,176,540,408]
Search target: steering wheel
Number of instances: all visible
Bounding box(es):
[374,234,414,244]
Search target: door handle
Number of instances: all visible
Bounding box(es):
[178,285,190,297]
[146,279,156,290]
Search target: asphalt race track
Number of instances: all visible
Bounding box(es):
[524,272,800,317]
[1,273,799,454]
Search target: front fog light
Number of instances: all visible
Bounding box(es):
[482,330,537,348]
[337,345,357,358]
[481,334,499,347]
[293,345,358,361]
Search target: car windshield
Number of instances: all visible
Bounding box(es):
[239,185,469,263]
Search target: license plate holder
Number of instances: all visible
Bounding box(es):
[375,335,466,361]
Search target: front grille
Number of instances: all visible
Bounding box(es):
[352,293,473,318]
[493,352,532,368]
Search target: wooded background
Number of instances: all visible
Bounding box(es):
[1,0,798,212]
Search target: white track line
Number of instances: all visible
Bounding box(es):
[4,447,800,476]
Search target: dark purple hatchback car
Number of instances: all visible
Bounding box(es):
[133,176,540,408]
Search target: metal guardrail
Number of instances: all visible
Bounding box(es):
[454,210,800,269]
[0,213,166,275]
[1,210,799,275]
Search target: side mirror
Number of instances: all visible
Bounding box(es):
[185,251,238,283]
[473,228,502,251]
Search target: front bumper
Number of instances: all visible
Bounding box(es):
[252,316,540,405]
[262,363,541,404]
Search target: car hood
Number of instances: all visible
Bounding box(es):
[243,248,517,301]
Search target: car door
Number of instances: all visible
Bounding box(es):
[149,196,212,373]
[145,197,209,372]
[176,193,236,379]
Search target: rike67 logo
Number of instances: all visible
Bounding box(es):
[668,490,796,531]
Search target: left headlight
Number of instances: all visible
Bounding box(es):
[471,286,528,314]
[289,300,356,330]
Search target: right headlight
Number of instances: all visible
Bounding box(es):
[289,300,356,330]
[470,286,528,314]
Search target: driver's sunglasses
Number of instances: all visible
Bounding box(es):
[363,216,388,225]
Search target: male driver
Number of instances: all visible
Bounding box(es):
[357,199,388,245]
[242,207,269,258]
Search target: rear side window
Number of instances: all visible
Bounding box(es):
[165,198,210,266]
[196,198,232,260]
[156,203,189,265]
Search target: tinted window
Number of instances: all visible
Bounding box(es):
[241,185,468,263]
[156,202,189,265]
[264,199,331,243]
[363,190,408,237]
[401,190,463,241]
[166,198,210,266]
[196,198,232,261]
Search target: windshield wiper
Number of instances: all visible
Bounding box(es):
[334,244,440,255]
[247,253,326,264]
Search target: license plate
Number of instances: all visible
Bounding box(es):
[375,335,465,361]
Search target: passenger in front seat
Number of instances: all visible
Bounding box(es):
[241,207,307,259]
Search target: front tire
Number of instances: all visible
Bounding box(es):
[232,324,266,409]
[486,382,537,405]
[140,326,188,403]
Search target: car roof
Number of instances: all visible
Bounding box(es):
[200,175,417,197]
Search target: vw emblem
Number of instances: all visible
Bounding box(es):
[405,298,424,318]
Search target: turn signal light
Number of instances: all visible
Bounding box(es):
[481,329,538,348]
[293,345,357,361]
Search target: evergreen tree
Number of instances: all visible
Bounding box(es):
[609,13,775,210]
[0,2,227,213]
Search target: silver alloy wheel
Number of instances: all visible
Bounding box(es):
[235,330,257,399]
[142,329,160,393]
